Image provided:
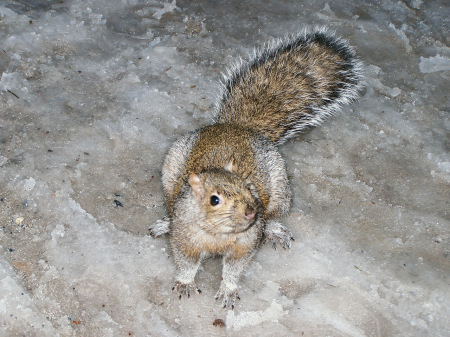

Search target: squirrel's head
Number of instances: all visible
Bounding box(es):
[188,169,259,234]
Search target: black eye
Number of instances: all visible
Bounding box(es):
[210,195,220,206]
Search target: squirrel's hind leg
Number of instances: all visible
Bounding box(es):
[148,217,170,237]
[264,221,295,250]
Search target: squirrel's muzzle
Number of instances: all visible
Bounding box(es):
[244,207,256,220]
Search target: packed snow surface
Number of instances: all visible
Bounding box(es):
[0,0,448,336]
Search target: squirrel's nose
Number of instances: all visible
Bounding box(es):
[244,207,255,220]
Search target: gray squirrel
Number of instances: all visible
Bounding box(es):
[149,27,362,309]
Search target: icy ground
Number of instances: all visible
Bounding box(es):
[0,0,449,336]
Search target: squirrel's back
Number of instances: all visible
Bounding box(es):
[216,28,362,145]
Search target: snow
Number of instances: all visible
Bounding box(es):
[0,0,448,336]
[419,55,450,73]
[225,300,286,330]
[389,23,412,53]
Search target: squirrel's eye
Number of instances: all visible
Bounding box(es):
[210,195,220,206]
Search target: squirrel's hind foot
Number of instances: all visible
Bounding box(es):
[172,281,201,299]
[148,217,170,237]
[264,221,295,250]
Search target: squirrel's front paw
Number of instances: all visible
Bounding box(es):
[148,217,170,237]
[172,281,201,299]
[215,283,240,309]
[264,221,295,250]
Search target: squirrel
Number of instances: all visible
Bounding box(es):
[149,27,362,309]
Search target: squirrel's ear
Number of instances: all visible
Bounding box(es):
[225,159,234,172]
[189,173,204,200]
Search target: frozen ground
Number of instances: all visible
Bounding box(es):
[0,0,448,336]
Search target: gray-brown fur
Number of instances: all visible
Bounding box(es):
[149,28,362,308]
[217,27,362,145]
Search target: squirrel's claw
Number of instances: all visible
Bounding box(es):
[172,281,201,299]
[263,221,294,250]
[148,217,170,237]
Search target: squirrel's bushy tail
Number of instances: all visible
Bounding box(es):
[216,28,363,145]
